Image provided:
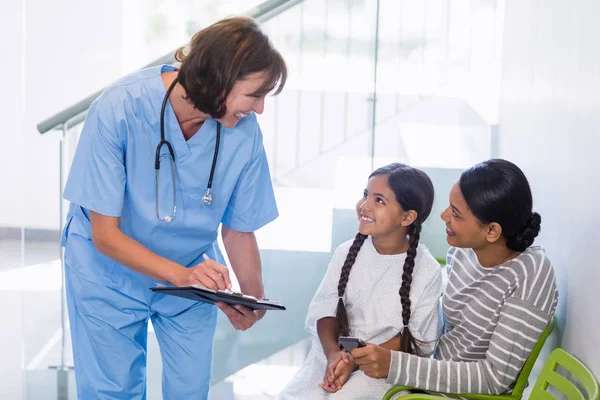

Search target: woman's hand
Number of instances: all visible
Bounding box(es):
[171,258,232,290]
[352,343,392,379]
[215,302,265,331]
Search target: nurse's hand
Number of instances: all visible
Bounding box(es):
[172,260,232,290]
[215,302,266,331]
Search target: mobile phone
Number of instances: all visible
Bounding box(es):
[338,336,367,352]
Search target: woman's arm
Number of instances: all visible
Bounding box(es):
[355,297,555,395]
[221,226,264,299]
[217,226,268,331]
[317,319,401,372]
[90,211,230,289]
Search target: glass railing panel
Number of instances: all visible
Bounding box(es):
[373,0,506,261]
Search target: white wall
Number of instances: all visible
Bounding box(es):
[0,1,125,398]
[0,0,126,231]
[499,0,600,378]
[0,0,25,235]
[0,1,26,397]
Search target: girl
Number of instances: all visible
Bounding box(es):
[278,163,443,399]
[352,159,559,398]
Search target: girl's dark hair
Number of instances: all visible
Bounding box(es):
[459,159,541,252]
[175,16,287,118]
[335,163,434,356]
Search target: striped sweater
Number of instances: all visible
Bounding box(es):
[387,246,558,395]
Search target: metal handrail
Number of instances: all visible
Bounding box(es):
[37,0,303,134]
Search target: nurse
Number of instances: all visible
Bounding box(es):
[61,17,287,399]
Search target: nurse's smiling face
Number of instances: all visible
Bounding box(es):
[217,72,271,128]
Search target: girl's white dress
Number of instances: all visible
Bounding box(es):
[278,236,443,400]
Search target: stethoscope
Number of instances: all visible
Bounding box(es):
[155,77,221,223]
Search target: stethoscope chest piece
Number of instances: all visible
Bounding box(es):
[201,189,213,206]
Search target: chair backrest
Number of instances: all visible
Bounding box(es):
[529,348,599,400]
[510,316,556,397]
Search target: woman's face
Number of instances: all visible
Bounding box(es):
[217,72,269,128]
[441,183,490,249]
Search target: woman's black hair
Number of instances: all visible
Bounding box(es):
[335,163,434,356]
[459,159,541,252]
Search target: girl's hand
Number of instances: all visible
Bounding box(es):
[330,354,357,389]
[320,350,353,392]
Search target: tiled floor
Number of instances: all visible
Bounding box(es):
[0,239,66,368]
[211,338,311,399]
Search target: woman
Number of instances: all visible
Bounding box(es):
[350,159,558,397]
[61,17,286,399]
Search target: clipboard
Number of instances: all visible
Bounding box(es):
[150,285,286,311]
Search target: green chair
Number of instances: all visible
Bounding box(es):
[385,347,599,400]
[383,316,556,400]
[529,347,599,400]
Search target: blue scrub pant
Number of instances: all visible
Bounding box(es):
[65,266,217,399]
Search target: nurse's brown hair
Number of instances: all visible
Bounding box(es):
[175,16,287,118]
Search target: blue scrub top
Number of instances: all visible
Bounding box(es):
[62,65,278,312]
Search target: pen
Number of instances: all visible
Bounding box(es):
[202,253,232,289]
